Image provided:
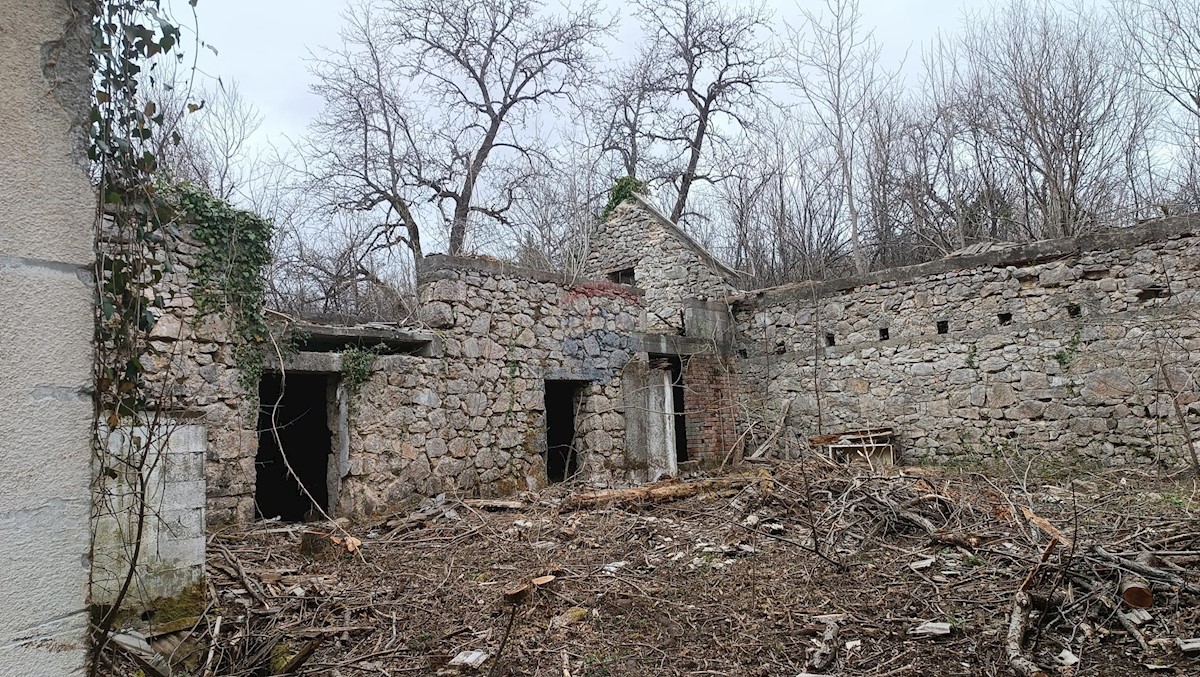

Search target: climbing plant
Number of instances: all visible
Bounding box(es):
[169,182,273,390]
[601,175,648,219]
[342,343,385,399]
[88,2,198,673]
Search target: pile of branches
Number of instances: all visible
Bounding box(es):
[98,457,1200,676]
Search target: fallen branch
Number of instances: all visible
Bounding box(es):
[1005,591,1048,677]
[1021,506,1074,550]
[561,477,755,511]
[463,499,526,511]
[808,621,839,671]
[747,398,793,460]
[1093,546,1200,593]
[868,492,979,550]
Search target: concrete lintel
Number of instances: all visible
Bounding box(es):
[292,321,439,355]
[545,367,604,382]
[638,333,726,356]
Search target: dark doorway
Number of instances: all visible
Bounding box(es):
[256,372,332,521]
[651,355,689,463]
[545,380,583,482]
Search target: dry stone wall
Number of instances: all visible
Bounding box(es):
[335,256,644,517]
[586,197,740,333]
[138,226,257,525]
[734,217,1200,468]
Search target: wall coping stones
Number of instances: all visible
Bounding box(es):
[420,253,646,297]
[290,321,442,357]
[732,214,1200,310]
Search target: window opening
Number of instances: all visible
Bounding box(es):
[1066,303,1082,318]
[256,372,332,521]
[607,267,636,285]
[825,333,836,347]
[998,312,1013,326]
[1137,287,1168,302]
[879,327,890,341]
[936,320,949,335]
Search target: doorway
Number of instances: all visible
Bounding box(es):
[256,372,333,521]
[544,380,583,482]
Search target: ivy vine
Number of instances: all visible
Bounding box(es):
[88,0,191,672]
[342,344,385,399]
[601,175,648,219]
[168,182,273,391]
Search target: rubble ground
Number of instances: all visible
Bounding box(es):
[125,459,1200,676]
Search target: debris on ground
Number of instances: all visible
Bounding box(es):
[101,458,1200,675]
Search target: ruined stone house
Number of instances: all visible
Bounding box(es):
[101,192,1200,613]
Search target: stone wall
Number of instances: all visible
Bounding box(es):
[0,1,94,673]
[585,196,741,333]
[333,256,644,517]
[137,225,257,525]
[733,217,1200,468]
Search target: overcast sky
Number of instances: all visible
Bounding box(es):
[165,0,981,151]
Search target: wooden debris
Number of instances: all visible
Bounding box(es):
[1006,592,1049,677]
[463,498,526,511]
[908,621,952,638]
[1119,574,1154,609]
[561,477,754,511]
[1021,506,1074,549]
[449,650,491,668]
[502,582,530,605]
[1177,638,1200,654]
[808,620,839,671]
[747,398,793,460]
[278,637,323,674]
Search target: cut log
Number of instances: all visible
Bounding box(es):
[1119,574,1154,609]
[1093,546,1200,593]
[561,477,754,511]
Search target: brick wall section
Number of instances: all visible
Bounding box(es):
[682,354,741,465]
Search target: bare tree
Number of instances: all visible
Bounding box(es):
[305,0,610,268]
[957,1,1156,237]
[591,50,671,180]
[787,0,893,273]
[631,0,774,223]
[715,111,850,286]
[1113,0,1200,208]
[147,76,266,203]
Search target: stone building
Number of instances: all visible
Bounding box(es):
[122,191,1200,618]
[156,199,1200,534]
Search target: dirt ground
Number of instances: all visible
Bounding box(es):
[108,459,1200,676]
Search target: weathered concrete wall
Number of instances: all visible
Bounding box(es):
[0,0,94,672]
[332,257,644,516]
[585,197,741,333]
[91,425,206,606]
[734,217,1200,468]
